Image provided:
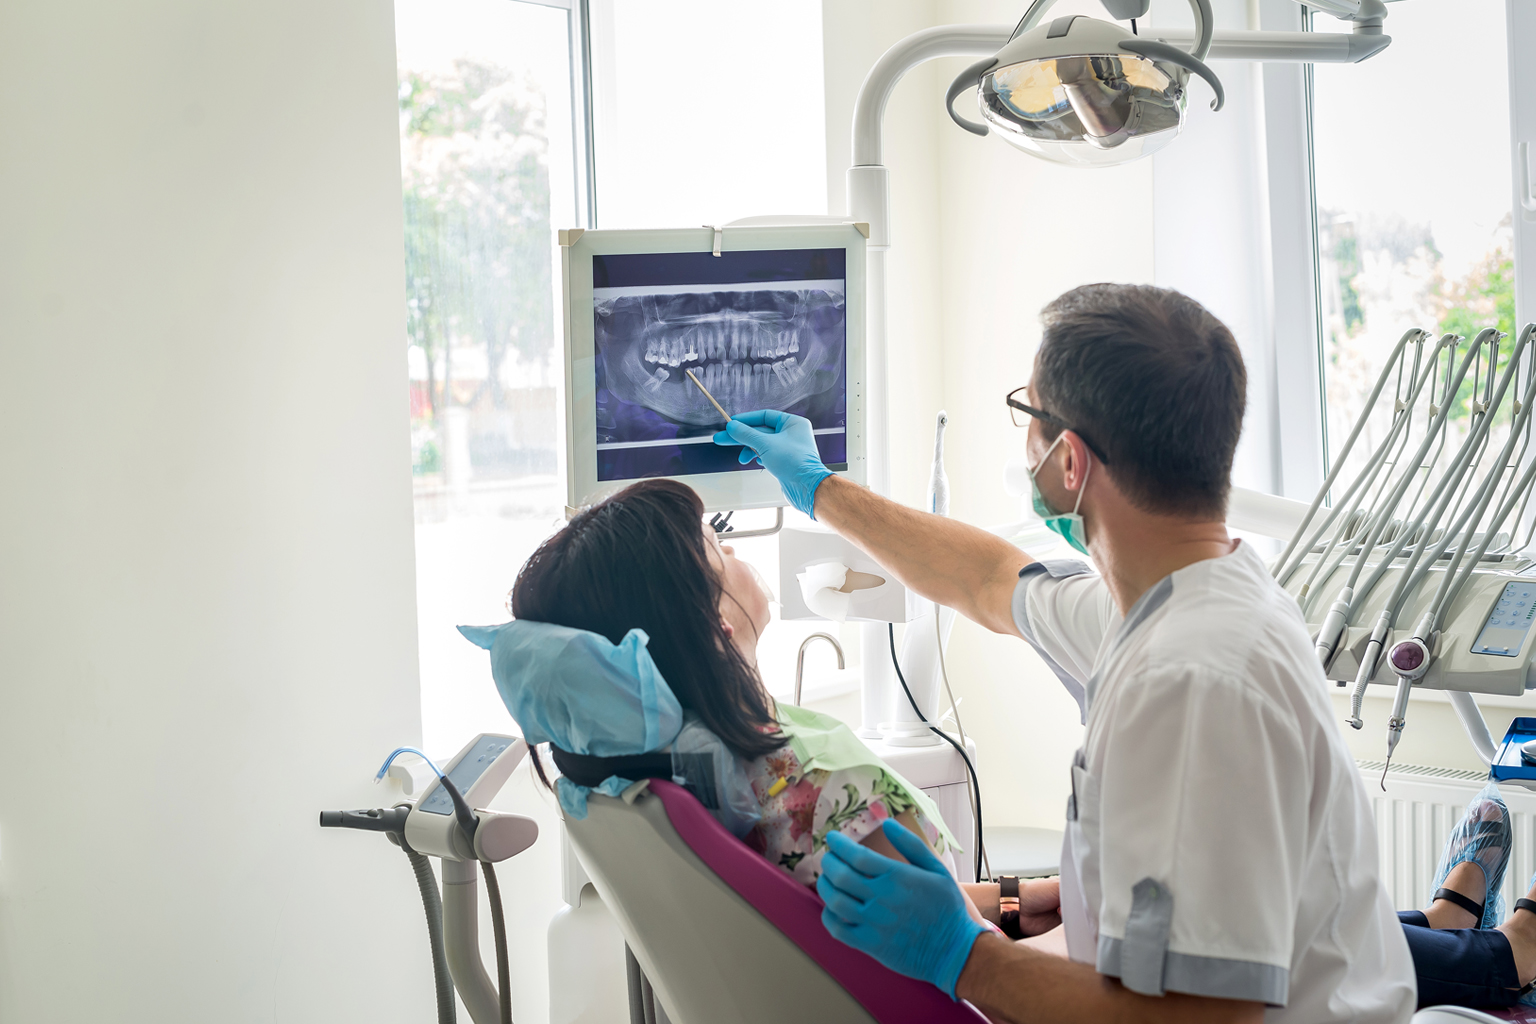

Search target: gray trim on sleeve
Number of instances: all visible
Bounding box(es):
[1012,566,1093,721]
[1120,877,1174,995]
[1019,558,1095,581]
[1097,937,1291,1007]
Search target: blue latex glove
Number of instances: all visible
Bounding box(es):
[816,819,989,998]
[712,409,832,519]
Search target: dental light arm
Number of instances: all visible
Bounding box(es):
[1013,0,1214,57]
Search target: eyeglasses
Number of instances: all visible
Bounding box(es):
[1005,385,1110,465]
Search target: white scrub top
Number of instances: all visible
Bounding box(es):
[1013,541,1415,1023]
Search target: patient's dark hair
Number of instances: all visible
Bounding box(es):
[511,478,782,785]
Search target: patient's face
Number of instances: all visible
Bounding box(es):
[704,524,771,660]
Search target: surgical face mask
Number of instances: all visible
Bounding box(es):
[1027,432,1091,555]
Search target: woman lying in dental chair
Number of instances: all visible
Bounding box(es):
[463,477,1062,948]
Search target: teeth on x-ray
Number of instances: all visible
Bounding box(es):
[599,289,843,426]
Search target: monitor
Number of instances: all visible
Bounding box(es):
[560,223,867,513]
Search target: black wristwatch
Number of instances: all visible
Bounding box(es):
[998,875,1023,939]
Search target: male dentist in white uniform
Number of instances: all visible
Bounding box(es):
[714,283,1416,1023]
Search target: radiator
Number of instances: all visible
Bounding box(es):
[1363,760,1536,913]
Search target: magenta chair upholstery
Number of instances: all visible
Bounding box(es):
[566,779,990,1024]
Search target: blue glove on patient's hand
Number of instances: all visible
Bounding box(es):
[712,409,833,519]
[816,819,989,999]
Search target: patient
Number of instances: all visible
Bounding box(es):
[497,477,1060,942]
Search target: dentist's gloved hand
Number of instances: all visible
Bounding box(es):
[712,409,832,519]
[816,819,989,998]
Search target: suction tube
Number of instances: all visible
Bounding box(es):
[405,845,458,1024]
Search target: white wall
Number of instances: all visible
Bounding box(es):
[0,3,434,1020]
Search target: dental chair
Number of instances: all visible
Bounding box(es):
[569,778,1520,1024]
[1412,1009,1525,1023]
[566,778,989,1024]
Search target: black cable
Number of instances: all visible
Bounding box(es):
[403,845,457,1024]
[481,861,513,1024]
[888,622,986,881]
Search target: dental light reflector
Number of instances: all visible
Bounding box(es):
[948,0,1224,168]
[980,52,1186,166]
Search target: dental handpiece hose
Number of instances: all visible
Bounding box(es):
[1346,335,1523,727]
[1312,336,1479,668]
[1273,328,1425,581]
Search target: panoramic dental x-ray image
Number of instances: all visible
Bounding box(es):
[592,248,847,481]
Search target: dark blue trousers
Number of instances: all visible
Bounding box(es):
[1400,910,1524,1008]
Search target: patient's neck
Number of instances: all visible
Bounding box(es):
[731,630,759,667]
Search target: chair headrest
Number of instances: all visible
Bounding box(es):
[458,619,683,816]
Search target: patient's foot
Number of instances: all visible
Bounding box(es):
[1425,791,1511,929]
[1498,877,1536,987]
[1424,860,1485,930]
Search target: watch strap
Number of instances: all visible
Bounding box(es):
[998,875,1023,940]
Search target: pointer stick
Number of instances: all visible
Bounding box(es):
[685,369,731,424]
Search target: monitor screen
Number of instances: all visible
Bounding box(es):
[591,248,848,482]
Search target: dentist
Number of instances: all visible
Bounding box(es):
[714,284,1415,1024]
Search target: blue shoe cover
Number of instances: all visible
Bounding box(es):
[1429,780,1510,930]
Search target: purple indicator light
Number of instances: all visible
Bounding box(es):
[1390,642,1425,673]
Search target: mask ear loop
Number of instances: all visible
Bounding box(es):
[1027,431,1064,476]
[1070,443,1091,516]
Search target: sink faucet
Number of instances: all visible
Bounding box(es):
[795,632,845,706]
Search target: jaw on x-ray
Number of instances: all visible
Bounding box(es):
[597,288,845,428]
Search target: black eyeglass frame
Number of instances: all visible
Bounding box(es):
[1005,386,1110,465]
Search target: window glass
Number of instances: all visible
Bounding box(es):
[587,0,845,698]
[1312,2,1516,489]
[395,0,578,754]
[590,0,827,228]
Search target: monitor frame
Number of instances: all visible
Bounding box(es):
[559,223,868,514]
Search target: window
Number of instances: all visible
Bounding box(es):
[396,2,838,751]
[395,0,587,754]
[1310,1,1520,484]
[588,0,827,228]
[587,1,846,704]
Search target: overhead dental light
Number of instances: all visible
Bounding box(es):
[946,0,1222,167]
[943,0,1389,167]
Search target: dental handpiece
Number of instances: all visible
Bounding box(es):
[1381,627,1432,788]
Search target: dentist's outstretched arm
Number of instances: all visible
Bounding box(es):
[715,410,1029,636]
[819,822,1263,1024]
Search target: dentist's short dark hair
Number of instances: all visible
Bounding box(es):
[1033,283,1245,519]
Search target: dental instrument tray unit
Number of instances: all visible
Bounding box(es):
[558,223,868,513]
[320,734,537,1024]
[1274,324,1536,779]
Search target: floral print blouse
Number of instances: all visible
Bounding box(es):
[742,743,953,887]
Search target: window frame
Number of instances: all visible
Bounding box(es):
[1285,0,1536,496]
[513,0,598,229]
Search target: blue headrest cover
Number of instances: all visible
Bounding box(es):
[457,619,684,817]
